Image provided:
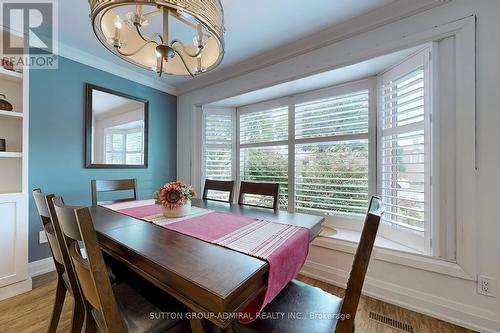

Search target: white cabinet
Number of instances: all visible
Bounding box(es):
[0,30,30,300]
[0,194,28,289]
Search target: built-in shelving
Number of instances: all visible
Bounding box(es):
[0,67,22,82]
[0,110,23,119]
[0,152,22,158]
[0,29,29,300]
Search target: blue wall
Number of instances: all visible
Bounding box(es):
[29,56,177,262]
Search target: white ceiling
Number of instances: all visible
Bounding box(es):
[58,0,396,88]
[92,90,142,116]
[208,45,423,108]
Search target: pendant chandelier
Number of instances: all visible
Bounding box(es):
[89,0,225,77]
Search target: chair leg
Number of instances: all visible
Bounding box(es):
[83,306,97,333]
[47,276,67,333]
[70,299,85,333]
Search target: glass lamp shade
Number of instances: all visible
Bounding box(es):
[89,0,225,76]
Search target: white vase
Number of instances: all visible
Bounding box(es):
[162,200,191,218]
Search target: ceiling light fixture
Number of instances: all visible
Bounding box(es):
[89,0,225,77]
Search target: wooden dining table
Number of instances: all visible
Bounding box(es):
[89,198,324,332]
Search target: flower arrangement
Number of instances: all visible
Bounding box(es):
[154,181,196,216]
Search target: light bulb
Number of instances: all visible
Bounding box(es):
[114,16,123,29]
[193,35,208,48]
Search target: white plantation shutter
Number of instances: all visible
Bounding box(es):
[295,91,369,139]
[105,131,125,164]
[294,90,370,215]
[203,109,235,200]
[239,106,289,209]
[239,107,288,144]
[379,48,431,253]
[125,130,143,165]
[126,131,143,152]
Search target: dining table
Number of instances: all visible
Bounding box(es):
[90,198,324,333]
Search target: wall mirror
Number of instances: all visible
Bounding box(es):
[85,84,148,168]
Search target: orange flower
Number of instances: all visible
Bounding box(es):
[157,181,195,208]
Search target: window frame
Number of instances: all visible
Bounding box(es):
[104,127,145,165]
[233,71,435,254]
[236,79,377,221]
[194,16,476,279]
[237,97,291,208]
[201,107,237,194]
[377,47,433,255]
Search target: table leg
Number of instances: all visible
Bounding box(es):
[189,317,205,333]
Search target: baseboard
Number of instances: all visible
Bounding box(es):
[301,260,500,333]
[0,278,32,301]
[28,257,55,277]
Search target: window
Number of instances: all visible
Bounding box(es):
[378,48,431,254]
[239,107,289,208]
[125,130,144,164]
[104,126,144,165]
[295,91,370,216]
[201,48,435,255]
[202,108,235,200]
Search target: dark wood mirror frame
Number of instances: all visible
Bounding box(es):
[85,83,149,169]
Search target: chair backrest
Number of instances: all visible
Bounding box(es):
[32,189,65,271]
[238,181,280,211]
[336,196,384,333]
[32,189,82,297]
[202,179,235,203]
[52,196,125,333]
[91,179,137,206]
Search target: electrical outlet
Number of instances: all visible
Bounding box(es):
[39,230,48,244]
[478,275,496,297]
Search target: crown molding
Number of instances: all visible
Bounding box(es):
[176,0,451,95]
[57,42,178,95]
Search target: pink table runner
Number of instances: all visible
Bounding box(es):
[102,199,310,322]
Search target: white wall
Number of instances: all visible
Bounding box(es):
[177,1,500,331]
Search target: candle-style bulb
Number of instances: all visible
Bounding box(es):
[114,16,123,29]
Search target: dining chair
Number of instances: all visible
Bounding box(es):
[91,178,137,206]
[52,196,186,333]
[202,179,235,203]
[32,189,86,333]
[238,181,280,211]
[233,196,384,333]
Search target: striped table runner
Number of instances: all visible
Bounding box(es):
[102,199,310,323]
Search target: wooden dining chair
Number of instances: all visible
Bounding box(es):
[238,181,280,211]
[32,189,86,333]
[91,179,137,206]
[52,196,186,333]
[233,196,384,333]
[202,179,235,203]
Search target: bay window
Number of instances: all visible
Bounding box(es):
[202,47,435,255]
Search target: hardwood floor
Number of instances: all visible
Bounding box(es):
[296,275,476,333]
[0,272,74,333]
[0,272,475,333]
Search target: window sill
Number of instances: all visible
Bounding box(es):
[313,227,475,281]
[319,226,422,254]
